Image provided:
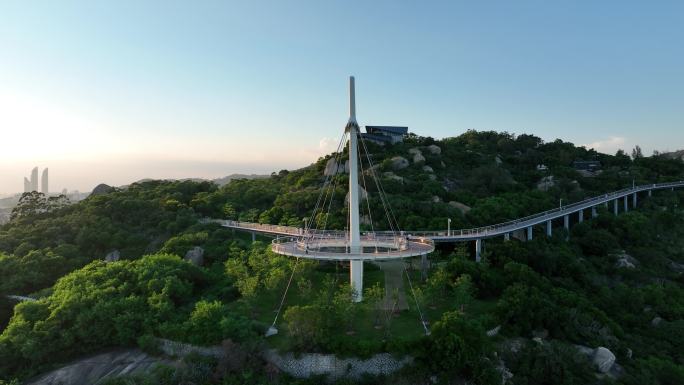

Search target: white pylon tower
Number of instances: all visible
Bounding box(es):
[346,76,363,302]
[270,76,434,304]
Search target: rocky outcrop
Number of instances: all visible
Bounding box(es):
[592,347,616,373]
[431,196,441,203]
[25,349,174,385]
[412,153,426,164]
[324,158,349,176]
[104,250,120,262]
[614,251,638,269]
[390,156,409,170]
[184,246,204,266]
[422,165,434,173]
[383,172,405,183]
[449,201,471,214]
[344,186,368,204]
[537,176,555,191]
[651,316,663,327]
[427,144,441,155]
[91,184,114,196]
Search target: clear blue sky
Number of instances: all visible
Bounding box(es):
[1,0,683,194]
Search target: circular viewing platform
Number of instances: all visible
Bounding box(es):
[272,233,435,261]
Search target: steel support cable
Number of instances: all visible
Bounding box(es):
[404,262,430,336]
[357,133,379,251]
[267,256,300,336]
[358,134,395,234]
[358,134,401,235]
[320,153,343,238]
[307,132,346,236]
[358,133,400,234]
[309,131,346,232]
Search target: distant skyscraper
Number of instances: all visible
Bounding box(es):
[24,177,31,193]
[41,168,49,194]
[30,167,38,192]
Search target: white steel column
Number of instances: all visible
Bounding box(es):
[527,226,533,241]
[648,190,652,197]
[475,239,482,262]
[614,199,619,215]
[346,76,363,302]
[563,215,569,230]
[633,193,637,207]
[504,233,510,241]
[624,196,628,212]
[546,220,552,237]
[578,210,584,223]
[592,206,598,218]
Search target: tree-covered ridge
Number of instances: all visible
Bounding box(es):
[1,130,684,384]
[195,130,684,231]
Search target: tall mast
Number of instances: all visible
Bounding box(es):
[346,76,363,302]
[347,76,361,254]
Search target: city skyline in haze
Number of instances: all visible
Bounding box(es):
[1,1,683,194]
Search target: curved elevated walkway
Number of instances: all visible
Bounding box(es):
[215,181,684,243]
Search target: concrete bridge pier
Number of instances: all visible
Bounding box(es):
[475,239,483,262]
[526,226,533,241]
[633,193,637,207]
[251,232,256,242]
[546,220,552,237]
[648,190,652,197]
[563,215,569,230]
[578,210,584,223]
[504,233,510,241]
[624,196,629,212]
[614,199,619,215]
[592,206,598,218]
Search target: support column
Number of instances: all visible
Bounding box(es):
[563,215,569,230]
[421,253,428,282]
[614,199,619,215]
[504,233,510,241]
[251,232,256,242]
[526,226,533,241]
[624,196,628,212]
[592,206,598,218]
[648,190,652,197]
[578,210,584,223]
[633,193,637,207]
[475,239,483,263]
[546,220,552,237]
[350,260,363,299]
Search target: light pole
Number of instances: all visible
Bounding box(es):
[559,198,563,209]
[447,218,451,236]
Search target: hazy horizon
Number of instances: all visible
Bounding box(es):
[2,1,683,194]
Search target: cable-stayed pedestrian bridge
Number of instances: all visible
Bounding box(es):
[214,180,684,261]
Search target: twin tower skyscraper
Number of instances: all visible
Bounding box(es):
[23,167,48,194]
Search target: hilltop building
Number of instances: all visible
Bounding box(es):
[572,160,601,171]
[361,126,408,145]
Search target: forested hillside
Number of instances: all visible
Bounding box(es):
[1,131,684,384]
